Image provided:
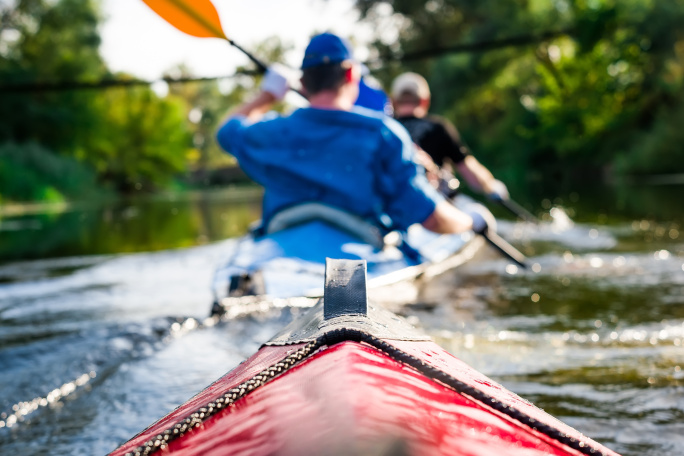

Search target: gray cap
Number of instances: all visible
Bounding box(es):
[391,72,430,99]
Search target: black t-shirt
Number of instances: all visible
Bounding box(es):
[395,115,469,166]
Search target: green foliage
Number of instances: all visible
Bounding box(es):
[3,0,681,209]
[0,0,198,200]
[615,101,684,175]
[166,37,290,184]
[81,86,192,192]
[0,141,101,202]
[0,0,107,150]
[356,0,684,181]
[166,64,248,174]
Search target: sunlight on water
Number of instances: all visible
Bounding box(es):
[0,372,96,429]
[549,206,575,231]
[501,215,619,251]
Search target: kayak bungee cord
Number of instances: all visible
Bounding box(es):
[121,339,320,456]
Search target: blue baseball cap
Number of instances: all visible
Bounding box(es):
[301,33,355,69]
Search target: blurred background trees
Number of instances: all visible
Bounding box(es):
[0,0,244,203]
[357,0,684,186]
[1,0,683,204]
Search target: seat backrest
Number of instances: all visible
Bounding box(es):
[265,203,385,250]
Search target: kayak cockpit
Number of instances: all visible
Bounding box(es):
[211,200,487,315]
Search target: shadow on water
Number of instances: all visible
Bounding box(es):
[0,182,682,455]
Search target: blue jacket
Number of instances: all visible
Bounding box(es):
[216,106,443,231]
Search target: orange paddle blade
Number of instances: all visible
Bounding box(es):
[142,0,226,39]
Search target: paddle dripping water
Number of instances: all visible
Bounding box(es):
[0,205,682,455]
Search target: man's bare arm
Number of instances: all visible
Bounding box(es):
[219,91,278,124]
[421,201,475,234]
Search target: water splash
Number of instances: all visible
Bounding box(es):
[494,205,619,253]
[0,372,96,429]
[549,206,575,232]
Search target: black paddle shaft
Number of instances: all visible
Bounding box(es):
[499,198,540,224]
[228,39,268,72]
[479,229,528,269]
[227,39,308,100]
[437,176,529,268]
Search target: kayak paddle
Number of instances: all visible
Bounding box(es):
[479,229,528,269]
[497,197,541,224]
[141,0,267,71]
[141,0,310,99]
[433,173,529,268]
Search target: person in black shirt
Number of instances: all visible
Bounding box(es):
[391,72,509,202]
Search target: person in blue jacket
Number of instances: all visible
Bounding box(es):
[216,32,485,235]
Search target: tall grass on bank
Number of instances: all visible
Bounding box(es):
[0,142,104,204]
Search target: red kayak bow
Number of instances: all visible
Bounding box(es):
[111,259,619,456]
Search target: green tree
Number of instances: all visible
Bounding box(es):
[165,36,292,185]
[0,0,197,200]
[0,0,107,150]
[0,141,99,203]
[81,84,192,193]
[166,64,246,174]
[354,0,684,182]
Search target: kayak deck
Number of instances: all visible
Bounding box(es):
[115,339,607,456]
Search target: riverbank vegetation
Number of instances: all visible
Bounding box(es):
[1,0,683,205]
[356,0,684,185]
[0,0,248,205]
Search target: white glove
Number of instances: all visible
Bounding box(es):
[467,210,488,234]
[260,64,289,100]
[487,179,509,202]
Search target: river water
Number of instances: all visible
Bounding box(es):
[0,183,682,455]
